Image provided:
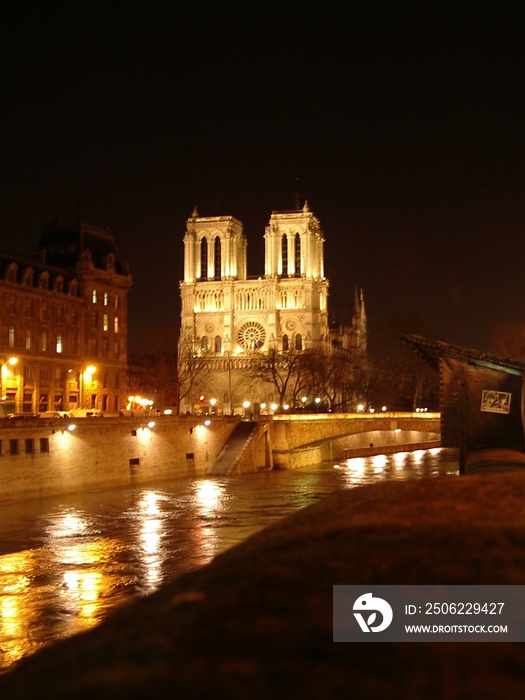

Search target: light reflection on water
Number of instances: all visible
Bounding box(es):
[0,447,458,673]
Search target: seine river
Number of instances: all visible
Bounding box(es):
[0,447,458,673]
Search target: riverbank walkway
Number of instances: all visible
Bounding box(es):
[1,470,525,698]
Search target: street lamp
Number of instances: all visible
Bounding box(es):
[80,365,96,409]
[1,357,19,415]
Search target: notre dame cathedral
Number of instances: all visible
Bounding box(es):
[178,202,367,415]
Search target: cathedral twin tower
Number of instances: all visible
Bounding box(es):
[179,202,366,414]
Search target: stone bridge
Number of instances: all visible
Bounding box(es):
[237,412,441,471]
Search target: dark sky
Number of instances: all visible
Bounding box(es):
[2,3,525,358]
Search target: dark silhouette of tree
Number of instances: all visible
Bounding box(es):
[176,338,213,413]
[249,348,304,409]
[128,351,179,411]
[369,342,438,411]
[128,338,212,414]
[300,350,363,411]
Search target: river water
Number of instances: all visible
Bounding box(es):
[0,447,458,673]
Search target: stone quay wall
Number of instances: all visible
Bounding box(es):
[0,412,441,503]
[0,415,239,504]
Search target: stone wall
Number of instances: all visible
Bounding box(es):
[0,415,240,504]
[0,413,441,502]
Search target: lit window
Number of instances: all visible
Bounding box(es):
[56,334,63,353]
[114,316,119,333]
[92,289,97,304]
[8,327,15,347]
[25,330,31,350]
[103,292,109,306]
[103,314,109,331]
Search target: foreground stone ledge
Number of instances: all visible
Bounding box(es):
[2,472,525,698]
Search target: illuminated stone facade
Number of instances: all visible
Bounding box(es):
[0,222,132,415]
[179,204,366,414]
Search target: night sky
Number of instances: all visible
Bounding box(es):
[2,3,525,358]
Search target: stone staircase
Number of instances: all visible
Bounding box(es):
[207,421,258,475]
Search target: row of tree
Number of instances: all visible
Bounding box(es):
[128,338,439,414]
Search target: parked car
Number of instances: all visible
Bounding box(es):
[37,411,71,419]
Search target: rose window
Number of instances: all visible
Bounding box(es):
[238,322,266,351]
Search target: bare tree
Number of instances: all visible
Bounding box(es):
[369,342,438,411]
[299,350,362,412]
[249,347,304,409]
[176,337,213,413]
[128,352,179,411]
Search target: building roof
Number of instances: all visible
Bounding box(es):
[401,333,525,376]
[35,221,129,275]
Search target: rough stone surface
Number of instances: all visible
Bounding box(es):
[2,472,525,698]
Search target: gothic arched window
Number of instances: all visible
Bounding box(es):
[281,234,288,276]
[294,233,301,275]
[282,334,289,351]
[295,333,303,350]
[214,236,221,280]
[200,237,208,279]
[200,335,208,352]
[214,335,222,353]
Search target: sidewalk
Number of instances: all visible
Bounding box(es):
[2,471,525,698]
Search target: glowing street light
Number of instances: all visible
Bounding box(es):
[0,357,19,415]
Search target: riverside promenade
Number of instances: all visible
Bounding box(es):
[1,469,525,698]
